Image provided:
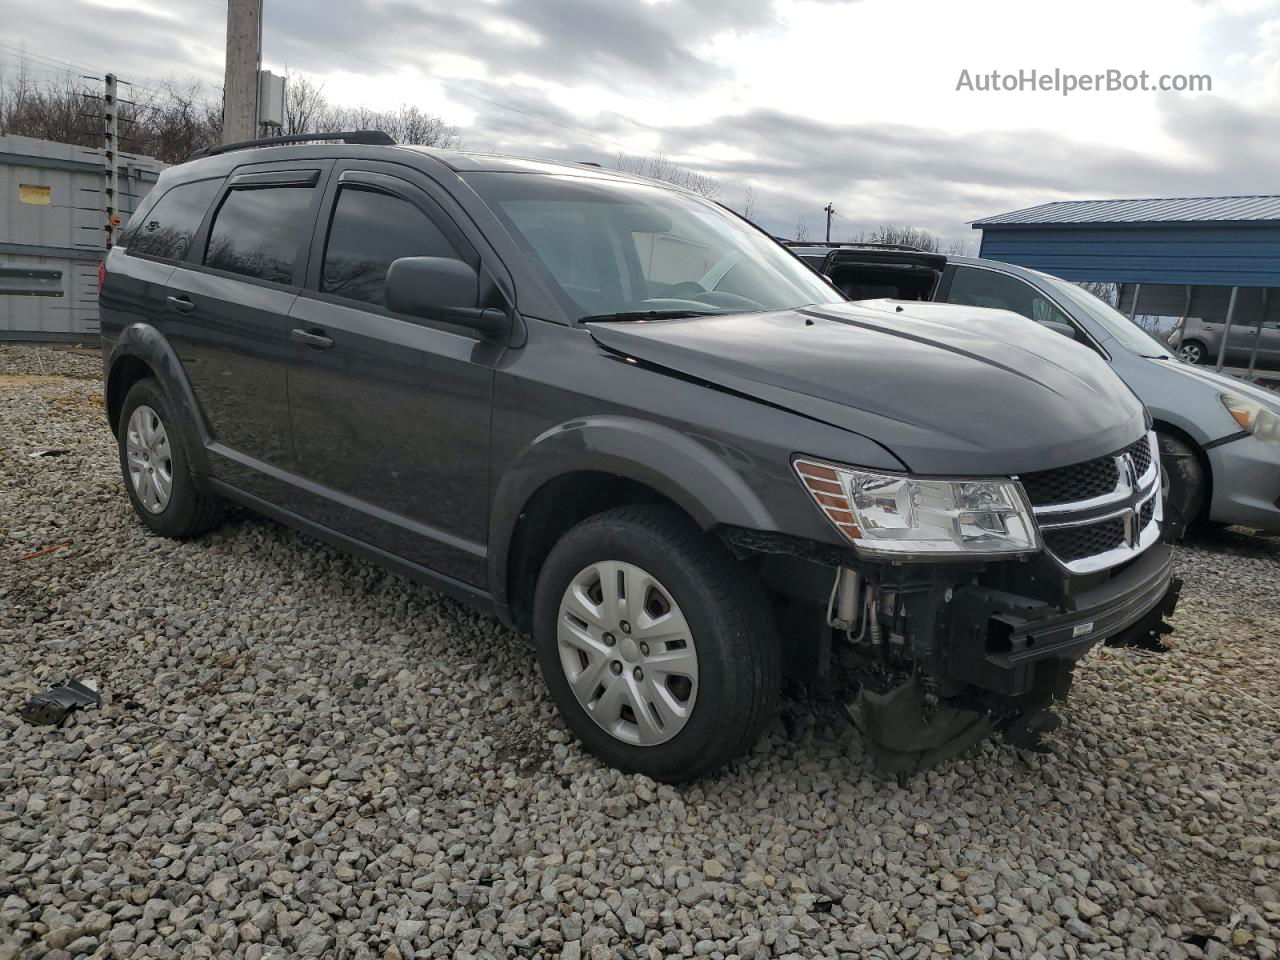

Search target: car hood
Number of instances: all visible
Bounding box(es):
[586,300,1146,476]
[1150,357,1280,413]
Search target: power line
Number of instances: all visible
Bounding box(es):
[0,42,221,111]
[2,25,824,228]
[179,0,818,217]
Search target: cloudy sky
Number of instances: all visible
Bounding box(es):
[2,0,1277,243]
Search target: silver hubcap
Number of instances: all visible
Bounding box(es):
[126,405,173,513]
[556,561,699,746]
[1179,345,1201,363]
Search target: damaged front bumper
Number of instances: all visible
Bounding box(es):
[843,543,1181,773]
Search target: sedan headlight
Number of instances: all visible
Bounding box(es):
[794,458,1039,558]
[1221,394,1280,446]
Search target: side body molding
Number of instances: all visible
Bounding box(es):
[105,323,213,479]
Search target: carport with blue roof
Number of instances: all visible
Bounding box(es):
[972,195,1280,376]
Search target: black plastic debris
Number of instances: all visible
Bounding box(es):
[19,679,101,727]
[28,448,70,459]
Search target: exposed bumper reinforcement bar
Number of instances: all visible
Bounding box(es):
[948,543,1178,697]
[852,543,1181,774]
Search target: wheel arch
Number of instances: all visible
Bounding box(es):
[1153,417,1213,523]
[490,416,783,631]
[105,324,212,477]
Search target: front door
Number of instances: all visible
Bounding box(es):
[285,162,503,586]
[165,162,330,496]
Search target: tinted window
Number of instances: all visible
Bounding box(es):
[124,178,220,261]
[321,187,460,306]
[204,186,314,284]
[948,267,1072,329]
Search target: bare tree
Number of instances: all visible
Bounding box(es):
[742,185,755,222]
[849,225,942,252]
[615,153,721,200]
[284,73,328,135]
[136,78,222,163]
[1077,281,1118,306]
[0,64,100,146]
[0,57,457,164]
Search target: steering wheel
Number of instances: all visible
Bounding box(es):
[654,281,707,300]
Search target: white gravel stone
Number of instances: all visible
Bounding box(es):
[2,344,1279,960]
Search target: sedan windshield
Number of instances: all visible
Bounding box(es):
[1040,273,1175,359]
[466,171,841,322]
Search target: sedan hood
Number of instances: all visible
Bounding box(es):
[587,300,1146,476]
[1152,357,1280,413]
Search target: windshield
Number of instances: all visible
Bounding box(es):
[1039,273,1174,358]
[466,172,841,321]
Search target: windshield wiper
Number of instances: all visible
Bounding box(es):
[580,309,721,323]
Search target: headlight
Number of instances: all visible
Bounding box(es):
[1221,394,1280,446]
[793,458,1039,558]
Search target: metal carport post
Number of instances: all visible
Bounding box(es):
[1214,286,1239,372]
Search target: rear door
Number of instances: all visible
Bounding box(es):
[103,175,224,343]
[1256,317,1280,369]
[165,161,330,497]
[284,161,504,586]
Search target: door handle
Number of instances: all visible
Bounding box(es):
[290,327,335,350]
[166,296,196,314]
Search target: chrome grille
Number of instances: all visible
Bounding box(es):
[1021,457,1118,507]
[1021,432,1163,574]
[1020,436,1153,508]
[1128,435,1153,477]
[1043,517,1126,563]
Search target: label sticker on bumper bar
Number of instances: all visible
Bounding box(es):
[1073,621,1095,639]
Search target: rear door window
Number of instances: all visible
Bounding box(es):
[320,187,462,306]
[204,186,315,285]
[124,178,221,261]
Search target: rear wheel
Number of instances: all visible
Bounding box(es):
[532,505,780,782]
[117,378,223,538]
[1157,431,1206,532]
[1178,340,1208,365]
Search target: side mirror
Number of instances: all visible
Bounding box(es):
[385,256,508,337]
[1041,319,1077,341]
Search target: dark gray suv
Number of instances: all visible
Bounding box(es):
[100,132,1180,781]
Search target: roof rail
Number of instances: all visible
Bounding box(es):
[783,240,926,253]
[190,130,396,160]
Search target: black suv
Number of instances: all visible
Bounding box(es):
[101,132,1180,781]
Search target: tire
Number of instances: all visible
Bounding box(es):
[1178,340,1208,365]
[532,505,780,782]
[117,378,223,538]
[1157,431,1205,532]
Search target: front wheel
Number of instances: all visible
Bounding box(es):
[1158,432,1206,532]
[1178,340,1208,365]
[532,505,780,782]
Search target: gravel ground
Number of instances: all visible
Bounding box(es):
[2,343,1279,960]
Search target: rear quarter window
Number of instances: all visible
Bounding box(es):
[122,178,222,261]
[204,185,315,285]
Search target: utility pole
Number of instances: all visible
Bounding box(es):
[222,0,263,143]
[824,203,836,242]
[103,74,120,249]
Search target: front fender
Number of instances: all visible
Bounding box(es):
[106,323,212,477]
[488,415,793,604]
